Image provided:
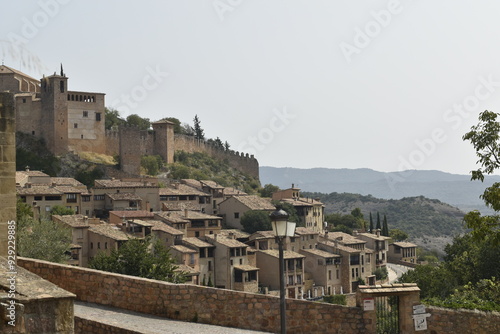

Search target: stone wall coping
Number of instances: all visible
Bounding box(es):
[358,283,420,294]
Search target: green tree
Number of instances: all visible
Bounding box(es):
[16,200,72,263]
[240,210,272,234]
[193,114,205,140]
[463,110,500,245]
[159,117,182,133]
[126,114,151,130]
[49,205,75,216]
[89,236,186,283]
[369,212,374,233]
[141,155,163,176]
[105,107,125,130]
[382,214,389,236]
[260,184,280,198]
[376,212,381,230]
[389,229,409,241]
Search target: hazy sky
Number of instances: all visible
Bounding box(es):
[2,0,500,175]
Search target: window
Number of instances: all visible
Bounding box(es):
[22,98,26,103]
[352,268,355,278]
[328,270,332,280]
[94,194,105,201]
[208,261,212,271]
[34,196,42,201]
[105,242,108,249]
[95,112,101,121]
[82,196,91,202]
[74,123,78,128]
[336,269,339,279]
[239,258,243,265]
[230,260,233,266]
[83,111,88,118]
[90,242,93,249]
[98,242,101,249]
[234,212,239,219]
[60,80,64,93]
[296,275,302,284]
[288,275,294,285]
[67,193,77,203]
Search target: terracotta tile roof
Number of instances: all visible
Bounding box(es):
[154,211,190,224]
[223,187,247,196]
[300,248,340,258]
[391,242,418,248]
[294,227,319,236]
[106,192,143,201]
[328,232,366,245]
[126,219,153,227]
[218,229,250,239]
[180,179,203,190]
[53,185,86,194]
[205,234,248,248]
[109,211,155,219]
[168,210,222,221]
[222,195,275,211]
[94,179,158,188]
[249,230,276,240]
[50,177,85,187]
[53,214,90,228]
[17,185,63,195]
[319,240,360,254]
[161,202,202,211]
[0,64,41,82]
[89,224,135,241]
[159,184,208,196]
[234,264,259,272]
[170,245,197,254]
[259,249,306,259]
[200,180,225,189]
[280,197,323,207]
[182,237,214,249]
[357,232,391,241]
[150,220,184,235]
[175,264,199,275]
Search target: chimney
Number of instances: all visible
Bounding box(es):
[25,165,30,171]
[184,208,188,217]
[376,229,381,237]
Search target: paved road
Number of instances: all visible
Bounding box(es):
[75,301,269,334]
[387,263,413,283]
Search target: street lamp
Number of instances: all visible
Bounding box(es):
[270,208,296,334]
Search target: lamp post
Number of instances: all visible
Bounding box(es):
[270,208,296,334]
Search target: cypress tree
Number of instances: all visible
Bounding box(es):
[376,212,381,230]
[382,214,389,236]
[369,212,374,233]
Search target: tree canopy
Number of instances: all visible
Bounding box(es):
[240,210,272,234]
[463,110,500,245]
[89,236,186,283]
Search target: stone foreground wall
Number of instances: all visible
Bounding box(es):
[18,257,369,334]
[426,306,500,334]
[75,316,142,334]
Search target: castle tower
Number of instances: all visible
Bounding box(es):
[152,120,175,164]
[40,74,69,155]
[119,126,142,175]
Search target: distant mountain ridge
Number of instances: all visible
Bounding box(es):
[260,167,500,213]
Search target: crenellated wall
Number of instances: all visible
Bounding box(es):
[105,129,259,179]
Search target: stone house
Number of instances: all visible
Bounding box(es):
[150,220,185,248]
[299,248,342,297]
[159,182,212,213]
[155,209,222,238]
[182,237,216,286]
[16,170,90,216]
[355,230,390,270]
[52,214,100,267]
[92,179,160,217]
[218,195,275,230]
[294,227,320,251]
[204,234,259,293]
[272,185,325,233]
[256,249,306,298]
[87,224,137,260]
[318,235,375,293]
[388,241,418,264]
[109,210,155,225]
[170,244,200,285]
